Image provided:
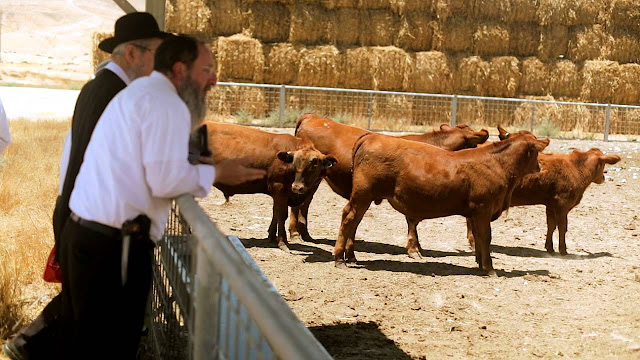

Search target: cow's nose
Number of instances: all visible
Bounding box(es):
[291,183,305,194]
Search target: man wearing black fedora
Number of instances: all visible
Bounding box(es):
[3,11,170,360]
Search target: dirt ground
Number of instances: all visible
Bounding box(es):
[200,135,640,359]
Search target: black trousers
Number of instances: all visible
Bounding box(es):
[59,217,153,360]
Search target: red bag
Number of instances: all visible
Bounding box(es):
[43,246,62,283]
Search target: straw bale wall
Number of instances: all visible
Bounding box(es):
[472,23,510,56]
[95,0,640,132]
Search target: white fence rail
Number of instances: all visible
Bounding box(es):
[209,82,640,141]
[148,195,332,360]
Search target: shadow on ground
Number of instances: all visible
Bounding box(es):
[308,321,412,360]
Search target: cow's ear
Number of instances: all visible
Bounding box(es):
[277,151,294,163]
[440,124,451,131]
[466,129,489,146]
[323,156,338,169]
[497,125,509,140]
[532,138,550,152]
[601,154,621,165]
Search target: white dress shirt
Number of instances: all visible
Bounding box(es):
[70,71,215,241]
[57,62,131,194]
[0,97,11,154]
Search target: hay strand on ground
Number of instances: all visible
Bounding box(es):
[472,23,510,56]
[408,51,453,93]
[217,34,265,82]
[486,56,521,98]
[296,46,341,87]
[520,57,550,96]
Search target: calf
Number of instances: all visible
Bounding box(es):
[336,130,549,276]
[205,121,337,251]
[290,114,489,242]
[467,140,621,255]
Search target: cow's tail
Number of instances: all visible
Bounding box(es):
[294,113,314,136]
[351,132,373,173]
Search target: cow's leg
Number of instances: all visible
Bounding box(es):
[335,198,371,267]
[288,187,317,243]
[267,205,277,243]
[274,199,290,252]
[406,217,422,259]
[557,209,569,256]
[545,206,557,253]
[471,213,495,277]
[466,217,475,250]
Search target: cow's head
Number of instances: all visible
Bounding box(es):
[504,131,550,175]
[578,148,621,184]
[437,124,490,150]
[277,145,338,195]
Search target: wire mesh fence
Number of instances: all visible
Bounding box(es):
[207,82,640,141]
[148,197,332,360]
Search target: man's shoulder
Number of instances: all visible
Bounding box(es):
[81,70,126,94]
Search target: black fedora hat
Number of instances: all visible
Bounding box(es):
[99,12,171,54]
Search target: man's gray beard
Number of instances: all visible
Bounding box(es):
[178,76,207,129]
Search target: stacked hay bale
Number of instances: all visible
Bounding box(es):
[92,32,111,72]
[85,0,636,132]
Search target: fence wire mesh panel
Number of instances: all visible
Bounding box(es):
[149,201,194,360]
[209,82,640,140]
[150,198,333,360]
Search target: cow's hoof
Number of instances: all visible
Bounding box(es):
[335,260,348,269]
[546,247,555,254]
[289,233,302,243]
[559,250,568,256]
[278,242,291,253]
[408,251,423,259]
[346,256,357,264]
[486,270,498,278]
[301,234,315,243]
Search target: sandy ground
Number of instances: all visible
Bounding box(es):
[199,134,640,359]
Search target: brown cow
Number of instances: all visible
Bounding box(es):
[290,114,489,242]
[467,130,621,255]
[205,121,337,251]
[335,130,549,276]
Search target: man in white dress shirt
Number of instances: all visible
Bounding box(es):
[59,34,265,359]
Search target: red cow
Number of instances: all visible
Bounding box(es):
[205,121,337,251]
[336,130,549,276]
[290,114,489,242]
[467,128,621,254]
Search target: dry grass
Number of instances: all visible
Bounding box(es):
[0,119,67,340]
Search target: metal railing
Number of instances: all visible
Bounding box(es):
[148,196,332,360]
[209,82,640,141]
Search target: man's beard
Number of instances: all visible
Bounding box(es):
[178,75,208,129]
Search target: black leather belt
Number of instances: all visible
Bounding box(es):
[70,212,120,238]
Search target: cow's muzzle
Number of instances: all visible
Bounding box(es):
[291,182,305,194]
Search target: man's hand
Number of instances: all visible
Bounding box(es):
[210,158,266,186]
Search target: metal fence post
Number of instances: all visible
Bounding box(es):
[604,104,611,141]
[367,93,373,130]
[279,85,286,128]
[450,95,457,127]
[531,102,536,133]
[194,245,222,360]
